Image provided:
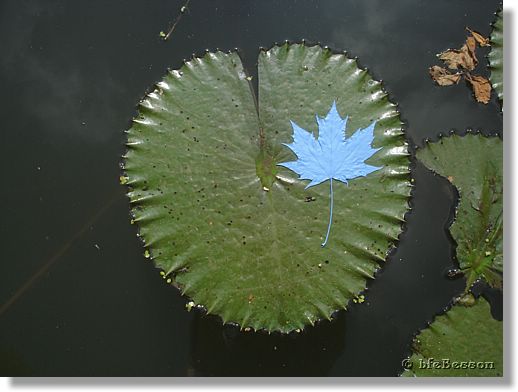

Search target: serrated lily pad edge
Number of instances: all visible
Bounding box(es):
[488,8,503,106]
[120,41,413,333]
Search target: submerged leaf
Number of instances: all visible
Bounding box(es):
[465,73,492,104]
[279,102,382,246]
[401,298,502,377]
[417,134,502,290]
[123,43,410,332]
[429,66,462,86]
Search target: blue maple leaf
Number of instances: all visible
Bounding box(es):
[278,101,382,247]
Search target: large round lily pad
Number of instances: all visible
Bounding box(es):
[417,134,502,290]
[123,43,411,333]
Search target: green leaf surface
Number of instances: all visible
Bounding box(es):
[417,134,502,290]
[401,298,503,377]
[123,43,411,333]
[488,9,503,104]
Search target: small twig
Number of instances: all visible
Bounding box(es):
[0,193,119,318]
[161,0,191,41]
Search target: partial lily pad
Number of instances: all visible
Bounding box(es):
[417,134,502,290]
[123,43,411,333]
[401,298,503,377]
[488,9,503,104]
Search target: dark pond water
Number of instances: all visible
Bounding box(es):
[0,0,502,376]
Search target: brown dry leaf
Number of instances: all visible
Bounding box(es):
[429,65,462,86]
[465,73,491,104]
[466,36,476,56]
[438,38,477,71]
[466,27,490,47]
[438,49,464,70]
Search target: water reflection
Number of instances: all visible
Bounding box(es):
[188,312,345,376]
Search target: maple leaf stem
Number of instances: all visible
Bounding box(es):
[321,178,334,247]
